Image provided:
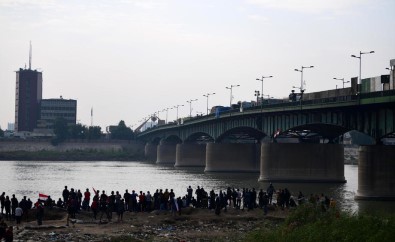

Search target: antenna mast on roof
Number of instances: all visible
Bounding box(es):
[29,41,32,70]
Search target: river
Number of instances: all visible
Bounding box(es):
[0,160,393,215]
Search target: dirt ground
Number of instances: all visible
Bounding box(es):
[7,206,288,241]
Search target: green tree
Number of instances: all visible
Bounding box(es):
[69,124,88,139]
[0,127,4,137]
[87,126,102,140]
[110,120,134,140]
[52,118,68,145]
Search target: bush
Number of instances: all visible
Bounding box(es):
[245,204,395,242]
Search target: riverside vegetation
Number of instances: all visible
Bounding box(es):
[0,149,144,161]
[6,204,395,241]
[246,203,395,242]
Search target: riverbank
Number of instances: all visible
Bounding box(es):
[0,140,145,161]
[5,204,395,241]
[6,206,286,241]
[0,150,145,161]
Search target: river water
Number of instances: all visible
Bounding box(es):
[0,161,393,215]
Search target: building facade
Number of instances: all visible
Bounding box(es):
[15,68,43,132]
[37,97,77,129]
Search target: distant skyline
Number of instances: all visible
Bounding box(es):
[1,0,394,131]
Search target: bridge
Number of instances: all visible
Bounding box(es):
[136,87,395,201]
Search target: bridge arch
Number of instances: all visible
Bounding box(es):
[185,132,214,144]
[216,126,266,143]
[149,137,161,145]
[275,123,350,143]
[160,135,182,145]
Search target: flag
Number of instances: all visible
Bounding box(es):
[39,193,49,201]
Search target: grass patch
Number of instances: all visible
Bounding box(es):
[245,204,395,242]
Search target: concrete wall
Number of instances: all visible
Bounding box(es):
[175,143,206,167]
[259,143,345,182]
[205,143,260,172]
[156,144,177,164]
[355,145,395,200]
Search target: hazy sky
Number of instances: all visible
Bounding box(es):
[1,0,394,131]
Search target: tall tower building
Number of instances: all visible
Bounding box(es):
[15,43,43,132]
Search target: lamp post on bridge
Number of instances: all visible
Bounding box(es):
[187,99,198,118]
[164,107,173,124]
[174,104,184,124]
[225,84,240,108]
[203,92,215,115]
[256,76,273,109]
[156,110,162,125]
[351,51,374,90]
[333,77,350,89]
[294,66,314,92]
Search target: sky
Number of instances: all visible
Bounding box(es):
[1,0,394,131]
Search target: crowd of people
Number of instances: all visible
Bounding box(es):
[0,192,44,241]
[57,183,337,224]
[0,183,337,240]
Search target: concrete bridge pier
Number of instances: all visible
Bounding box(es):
[156,143,177,164]
[175,143,206,167]
[355,145,395,200]
[259,143,346,182]
[205,143,260,172]
[144,143,157,162]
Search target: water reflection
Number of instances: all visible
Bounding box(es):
[0,161,393,214]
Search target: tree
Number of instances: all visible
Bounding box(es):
[110,120,134,140]
[69,124,88,140]
[87,126,102,140]
[52,118,68,145]
[0,127,4,137]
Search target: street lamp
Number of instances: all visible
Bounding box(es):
[174,104,184,123]
[225,84,240,107]
[186,99,198,118]
[156,110,162,123]
[351,50,375,85]
[333,77,350,88]
[294,66,314,91]
[164,107,173,124]
[256,76,273,105]
[203,92,215,115]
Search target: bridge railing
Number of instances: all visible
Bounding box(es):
[359,89,395,99]
[139,90,395,135]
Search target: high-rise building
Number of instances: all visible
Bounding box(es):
[15,68,43,132]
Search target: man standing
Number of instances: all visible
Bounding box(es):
[19,196,29,221]
[123,189,130,211]
[267,183,275,205]
[35,201,44,226]
[15,205,23,227]
[186,186,193,207]
[0,192,5,214]
[62,186,69,205]
[83,189,91,211]
[10,195,18,220]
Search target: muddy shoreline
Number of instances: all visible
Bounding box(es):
[6,206,287,241]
